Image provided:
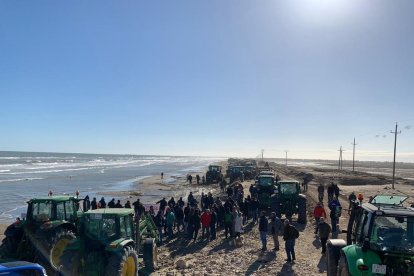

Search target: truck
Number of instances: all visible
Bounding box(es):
[326,195,414,276]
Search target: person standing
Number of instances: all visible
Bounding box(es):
[259,211,268,251]
[154,210,164,244]
[83,195,91,211]
[124,200,131,209]
[270,212,282,251]
[283,219,299,263]
[251,197,259,224]
[200,209,211,240]
[234,211,243,238]
[348,192,356,214]
[108,198,115,208]
[328,197,342,233]
[196,174,200,185]
[202,175,205,185]
[317,183,325,203]
[91,197,97,210]
[318,217,331,254]
[224,208,233,239]
[115,200,123,208]
[313,202,327,234]
[165,208,175,239]
[191,209,201,241]
[156,197,168,212]
[210,206,217,240]
[333,183,340,199]
[99,197,106,208]
[175,205,184,232]
[327,183,334,203]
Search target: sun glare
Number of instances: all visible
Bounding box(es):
[289,0,360,25]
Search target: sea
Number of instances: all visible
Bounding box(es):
[0,151,224,224]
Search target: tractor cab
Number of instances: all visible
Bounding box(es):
[206,165,223,184]
[327,194,414,276]
[26,196,80,226]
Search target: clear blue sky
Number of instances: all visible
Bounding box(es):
[1,0,413,161]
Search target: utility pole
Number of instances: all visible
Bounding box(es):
[285,151,288,166]
[338,146,345,170]
[390,122,401,189]
[351,138,358,174]
[261,149,264,162]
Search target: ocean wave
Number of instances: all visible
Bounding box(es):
[0,177,45,183]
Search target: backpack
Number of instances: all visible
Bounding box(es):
[335,206,342,218]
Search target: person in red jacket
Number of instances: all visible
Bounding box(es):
[200,209,212,240]
[313,202,326,234]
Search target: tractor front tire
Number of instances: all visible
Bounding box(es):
[326,240,346,276]
[143,238,158,272]
[49,229,76,269]
[59,249,81,276]
[337,255,350,276]
[105,246,138,276]
[297,195,307,224]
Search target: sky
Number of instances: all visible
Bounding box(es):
[1,0,414,161]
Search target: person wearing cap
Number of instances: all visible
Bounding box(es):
[258,211,268,251]
[318,217,331,254]
[313,202,327,234]
[270,212,282,251]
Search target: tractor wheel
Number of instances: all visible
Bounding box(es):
[105,246,138,276]
[337,255,350,276]
[143,238,158,272]
[49,229,76,270]
[59,249,82,276]
[297,195,307,224]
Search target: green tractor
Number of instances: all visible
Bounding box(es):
[326,195,414,276]
[205,165,222,184]
[271,181,307,224]
[0,196,81,270]
[254,174,277,209]
[227,166,245,183]
[57,208,158,276]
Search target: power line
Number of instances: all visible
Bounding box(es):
[390,122,402,189]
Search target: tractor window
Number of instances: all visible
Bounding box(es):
[120,216,132,238]
[125,217,133,238]
[371,215,414,254]
[56,202,65,220]
[279,183,297,194]
[259,177,273,186]
[32,202,52,222]
[120,216,127,238]
[102,218,116,239]
[65,201,75,220]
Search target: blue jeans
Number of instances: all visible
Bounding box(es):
[167,224,173,239]
[315,217,320,233]
[253,209,258,223]
[260,231,267,251]
[285,239,296,261]
[157,226,163,243]
[331,217,337,233]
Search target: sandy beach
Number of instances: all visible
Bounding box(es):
[1,160,414,275]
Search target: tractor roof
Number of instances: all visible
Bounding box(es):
[85,208,134,216]
[278,181,299,184]
[362,202,414,217]
[209,165,221,168]
[29,195,77,203]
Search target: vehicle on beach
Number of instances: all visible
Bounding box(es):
[226,166,245,183]
[271,181,307,224]
[0,195,81,271]
[326,195,414,276]
[57,208,158,276]
[0,260,47,275]
[205,165,223,184]
[254,174,277,209]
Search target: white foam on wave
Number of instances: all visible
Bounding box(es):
[0,177,44,183]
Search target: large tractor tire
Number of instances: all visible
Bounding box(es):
[143,238,158,272]
[49,228,76,269]
[297,195,307,224]
[337,255,350,276]
[0,224,24,258]
[105,246,138,276]
[326,239,346,276]
[59,249,82,276]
